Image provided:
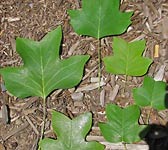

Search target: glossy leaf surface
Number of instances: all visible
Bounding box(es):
[68,0,133,39]
[0,26,89,99]
[39,111,105,150]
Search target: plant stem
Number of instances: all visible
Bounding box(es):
[145,107,152,124]
[40,97,47,139]
[37,97,46,150]
[123,143,128,150]
[98,38,101,89]
[124,75,128,93]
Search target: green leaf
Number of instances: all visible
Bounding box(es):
[0,26,90,99]
[39,111,105,150]
[99,104,146,143]
[68,0,133,39]
[133,76,167,110]
[103,37,153,76]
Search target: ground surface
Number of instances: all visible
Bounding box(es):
[0,0,168,150]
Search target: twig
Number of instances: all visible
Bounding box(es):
[22,97,39,109]
[25,115,39,135]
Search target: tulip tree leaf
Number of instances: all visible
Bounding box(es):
[103,37,153,76]
[68,0,133,39]
[39,111,105,150]
[99,104,146,143]
[133,76,167,110]
[0,26,90,99]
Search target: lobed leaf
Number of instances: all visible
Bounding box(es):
[103,37,153,76]
[133,76,167,110]
[39,111,105,150]
[99,104,146,143]
[68,0,133,39]
[0,26,90,99]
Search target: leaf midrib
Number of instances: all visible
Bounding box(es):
[97,3,102,39]
[125,44,129,75]
[150,82,156,107]
[40,46,46,99]
[121,110,124,142]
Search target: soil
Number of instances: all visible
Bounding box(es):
[0,0,168,150]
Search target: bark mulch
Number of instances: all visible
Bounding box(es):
[0,0,168,150]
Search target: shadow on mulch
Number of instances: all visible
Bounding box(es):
[141,124,168,150]
[140,85,168,150]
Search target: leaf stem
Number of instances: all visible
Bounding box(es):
[124,75,128,93]
[123,142,128,150]
[145,107,152,124]
[40,97,47,139]
[98,38,101,89]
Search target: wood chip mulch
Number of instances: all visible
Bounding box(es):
[0,0,168,150]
